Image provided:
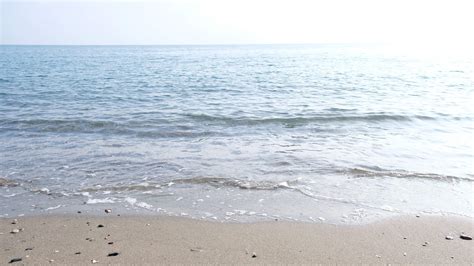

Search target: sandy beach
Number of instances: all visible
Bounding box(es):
[1,214,472,264]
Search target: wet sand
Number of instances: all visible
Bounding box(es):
[1,214,473,264]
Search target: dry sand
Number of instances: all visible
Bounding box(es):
[1,214,473,264]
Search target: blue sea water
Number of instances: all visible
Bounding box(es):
[0,44,473,223]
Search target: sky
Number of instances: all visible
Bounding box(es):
[1,0,474,46]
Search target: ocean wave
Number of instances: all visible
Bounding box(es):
[341,167,473,182]
[172,176,294,190]
[0,118,218,138]
[1,112,471,136]
[184,113,469,126]
[78,177,295,193]
[76,176,405,214]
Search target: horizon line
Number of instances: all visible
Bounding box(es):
[0,42,386,46]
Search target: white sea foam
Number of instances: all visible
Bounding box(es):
[87,198,115,204]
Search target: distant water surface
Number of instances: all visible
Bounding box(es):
[1,44,473,223]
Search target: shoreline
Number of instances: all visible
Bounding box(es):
[1,214,473,264]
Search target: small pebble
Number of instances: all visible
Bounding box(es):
[97,224,104,228]
[375,255,381,258]
[251,252,257,258]
[105,209,112,213]
[422,241,429,246]
[25,247,33,251]
[77,211,82,214]
[54,250,59,253]
[91,259,99,264]
[107,252,119,257]
[49,259,54,263]
[75,252,81,255]
[415,214,420,218]
[403,252,407,256]
[445,235,454,240]
[460,233,472,240]
[108,242,114,245]
[11,219,18,224]
[10,229,20,234]
[8,258,22,264]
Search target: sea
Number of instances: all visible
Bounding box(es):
[1,44,473,223]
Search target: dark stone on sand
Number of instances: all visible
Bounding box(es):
[25,247,33,251]
[77,211,82,214]
[252,252,257,258]
[97,224,104,228]
[460,233,472,240]
[8,258,22,264]
[107,252,119,257]
[108,242,114,245]
[75,252,81,255]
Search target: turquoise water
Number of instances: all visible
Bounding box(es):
[1,45,473,223]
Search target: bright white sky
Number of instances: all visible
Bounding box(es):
[1,0,474,46]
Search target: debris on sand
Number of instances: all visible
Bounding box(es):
[251,252,257,258]
[105,209,112,213]
[190,247,203,252]
[91,259,99,263]
[460,233,472,240]
[97,224,104,228]
[8,258,22,264]
[445,235,454,240]
[107,252,119,257]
